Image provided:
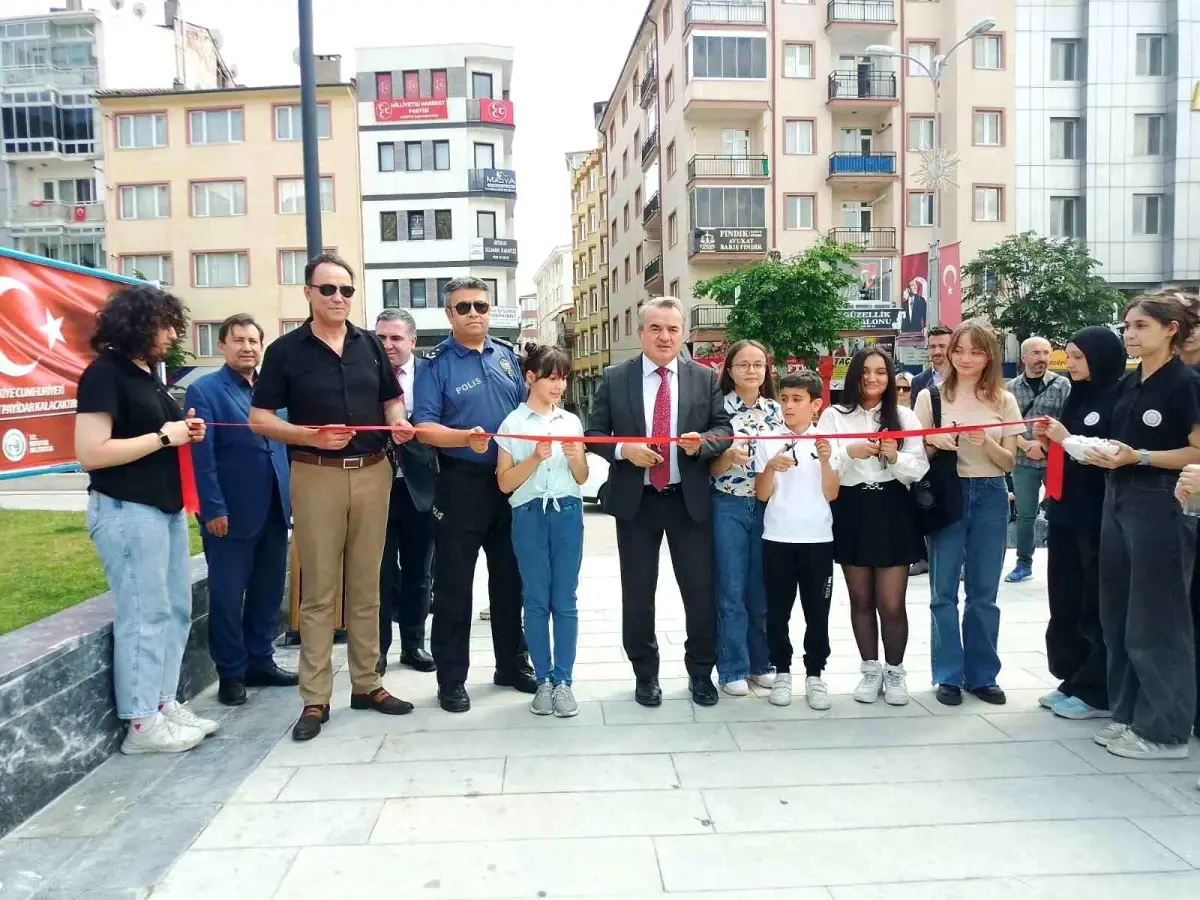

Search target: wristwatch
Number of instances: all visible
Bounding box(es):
[156,429,171,448]
[1138,449,1151,466]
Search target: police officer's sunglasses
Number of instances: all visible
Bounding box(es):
[308,283,356,298]
[453,300,490,316]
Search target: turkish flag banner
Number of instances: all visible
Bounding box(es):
[0,249,121,476]
[939,241,963,329]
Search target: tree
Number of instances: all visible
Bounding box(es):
[962,232,1123,345]
[693,240,860,372]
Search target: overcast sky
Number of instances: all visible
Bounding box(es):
[13,0,645,293]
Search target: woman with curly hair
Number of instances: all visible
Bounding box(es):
[75,283,216,754]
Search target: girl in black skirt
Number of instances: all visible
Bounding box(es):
[817,348,929,706]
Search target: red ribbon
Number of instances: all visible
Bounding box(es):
[1045,441,1065,501]
[178,444,200,515]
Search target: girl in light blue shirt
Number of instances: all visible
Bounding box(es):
[496,344,589,717]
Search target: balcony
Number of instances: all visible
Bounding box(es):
[828,227,897,253]
[644,255,664,288]
[641,126,660,166]
[687,154,770,181]
[827,71,898,104]
[467,168,517,198]
[639,62,657,108]
[643,191,661,232]
[827,151,898,182]
[0,64,98,88]
[826,0,896,26]
[7,201,105,227]
[690,305,731,332]
[685,0,767,27]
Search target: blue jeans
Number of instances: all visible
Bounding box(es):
[510,496,583,684]
[1011,465,1044,569]
[712,491,770,685]
[928,476,1009,690]
[86,492,193,719]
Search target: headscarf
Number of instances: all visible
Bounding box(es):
[1059,325,1127,436]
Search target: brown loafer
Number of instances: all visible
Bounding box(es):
[292,704,329,741]
[350,687,414,715]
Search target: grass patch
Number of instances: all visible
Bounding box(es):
[0,509,201,637]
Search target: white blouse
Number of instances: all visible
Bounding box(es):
[816,403,930,487]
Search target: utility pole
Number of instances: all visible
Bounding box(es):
[298,0,322,259]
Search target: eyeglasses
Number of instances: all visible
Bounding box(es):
[731,362,767,372]
[453,300,490,316]
[309,284,355,299]
[897,386,911,393]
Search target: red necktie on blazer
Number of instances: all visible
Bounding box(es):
[649,366,671,491]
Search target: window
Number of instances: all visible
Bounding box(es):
[634,188,642,214]
[621,95,628,124]
[624,256,631,282]
[379,142,395,172]
[189,108,243,144]
[277,177,333,214]
[783,44,812,78]
[191,180,245,217]
[973,110,1002,146]
[1050,196,1083,238]
[405,141,422,171]
[622,150,629,177]
[381,211,398,241]
[973,186,1003,222]
[973,34,1002,70]
[690,35,768,79]
[623,203,631,230]
[1049,117,1080,160]
[118,183,168,219]
[116,112,166,149]
[908,116,935,151]
[484,279,499,301]
[1135,114,1164,156]
[669,279,680,300]
[474,142,495,170]
[1133,194,1162,235]
[194,252,249,288]
[477,210,496,238]
[472,71,494,99]
[668,211,678,246]
[281,320,305,335]
[382,279,400,309]
[784,119,814,155]
[665,71,675,107]
[279,249,308,285]
[407,211,425,240]
[785,195,814,230]
[434,140,451,170]
[436,277,452,307]
[410,279,428,309]
[1136,34,1166,76]
[1051,39,1083,81]
[908,192,935,226]
[612,266,619,288]
[195,323,219,357]
[624,309,632,335]
[690,186,767,228]
[664,0,673,35]
[435,209,453,240]
[375,72,391,97]
[119,253,171,286]
[667,140,677,176]
[908,41,936,76]
[274,103,330,140]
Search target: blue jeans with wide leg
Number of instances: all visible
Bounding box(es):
[712,490,771,686]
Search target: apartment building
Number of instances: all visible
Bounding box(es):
[566,144,610,412]
[601,0,1016,359]
[1015,0,1200,290]
[533,244,573,345]
[354,44,520,346]
[518,290,538,344]
[97,71,364,371]
[1,0,232,267]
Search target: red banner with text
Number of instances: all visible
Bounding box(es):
[900,243,962,330]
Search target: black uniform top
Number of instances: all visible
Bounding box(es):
[76,351,184,513]
[251,320,401,457]
[1109,356,1200,479]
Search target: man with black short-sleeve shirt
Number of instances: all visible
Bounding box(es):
[250,252,418,741]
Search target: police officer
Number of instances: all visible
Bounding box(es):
[412,276,535,712]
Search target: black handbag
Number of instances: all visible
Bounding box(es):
[912,385,963,535]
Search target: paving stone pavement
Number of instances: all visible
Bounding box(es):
[3,509,1200,899]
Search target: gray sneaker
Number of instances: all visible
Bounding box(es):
[553,683,579,718]
[530,681,554,716]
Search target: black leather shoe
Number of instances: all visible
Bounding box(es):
[936,684,963,706]
[218,677,246,706]
[350,688,414,715]
[292,704,329,741]
[971,685,1008,705]
[439,683,471,713]
[400,647,436,673]
[635,678,662,708]
[244,663,299,688]
[375,655,387,676]
[494,668,538,694]
[690,677,719,707]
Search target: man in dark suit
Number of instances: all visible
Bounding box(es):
[586,296,732,707]
[374,309,436,675]
[910,324,953,399]
[186,314,297,706]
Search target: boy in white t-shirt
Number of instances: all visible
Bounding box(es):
[754,371,840,709]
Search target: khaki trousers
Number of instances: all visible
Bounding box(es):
[291,459,391,705]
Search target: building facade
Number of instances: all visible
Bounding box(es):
[533,244,573,346]
[600,0,1016,359]
[1,0,232,267]
[96,78,364,372]
[518,290,538,345]
[353,44,520,347]
[566,144,610,413]
[1015,0,1200,290]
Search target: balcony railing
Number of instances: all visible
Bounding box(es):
[687,154,770,180]
[690,305,730,331]
[826,0,896,25]
[685,0,767,27]
[828,227,897,252]
[828,152,897,177]
[641,126,660,165]
[828,70,898,101]
[639,62,657,108]
[0,64,99,87]
[643,191,661,225]
[644,256,663,285]
[7,201,105,225]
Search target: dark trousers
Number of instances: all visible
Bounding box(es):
[763,540,834,676]
[378,476,434,657]
[201,488,288,679]
[430,459,528,687]
[1192,531,1200,737]
[614,488,717,681]
[1045,521,1108,709]
[1099,473,1197,745]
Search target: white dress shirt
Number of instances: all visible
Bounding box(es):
[393,356,415,480]
[616,354,680,486]
[816,403,929,487]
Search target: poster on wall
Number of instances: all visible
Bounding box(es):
[900,244,962,331]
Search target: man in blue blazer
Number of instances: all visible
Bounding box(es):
[186,314,298,706]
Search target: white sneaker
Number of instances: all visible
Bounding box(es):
[749,669,777,689]
[479,607,491,621]
[722,679,751,697]
[769,673,793,707]
[853,660,883,703]
[882,664,910,706]
[805,676,831,711]
[1106,731,1190,760]
[1092,722,1129,747]
[121,717,205,755]
[164,705,218,737]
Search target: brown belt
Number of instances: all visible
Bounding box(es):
[292,450,387,470]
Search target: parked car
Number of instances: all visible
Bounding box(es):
[581,451,609,506]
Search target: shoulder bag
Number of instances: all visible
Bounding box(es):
[911,385,963,535]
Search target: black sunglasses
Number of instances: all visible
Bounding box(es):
[453,300,490,316]
[309,283,355,298]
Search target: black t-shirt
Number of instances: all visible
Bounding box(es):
[76,352,184,513]
[1109,357,1200,475]
[251,321,400,457]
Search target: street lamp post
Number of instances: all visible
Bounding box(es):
[297,0,323,259]
[866,16,996,329]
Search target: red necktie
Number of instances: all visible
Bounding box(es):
[650,366,671,491]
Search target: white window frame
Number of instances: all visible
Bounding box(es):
[1135,34,1167,77]
[1134,114,1164,157]
[1049,117,1080,160]
[785,195,814,230]
[194,252,250,288]
[117,183,168,220]
[191,180,246,218]
[908,42,935,76]
[973,34,1002,70]
[908,116,936,151]
[274,103,331,141]
[277,176,334,215]
[1049,196,1082,238]
[279,249,306,285]
[973,111,1002,146]
[689,32,769,81]
[1132,194,1162,236]
[119,253,172,286]
[195,323,219,357]
[784,119,814,155]
[908,192,935,227]
[116,113,167,149]
[783,43,812,78]
[188,108,243,145]
[973,186,1002,222]
[1050,39,1082,82]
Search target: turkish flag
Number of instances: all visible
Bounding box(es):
[940,241,962,328]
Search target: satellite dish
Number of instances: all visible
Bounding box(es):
[110,0,125,9]
[132,1,145,17]
[210,29,223,49]
[292,47,301,66]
